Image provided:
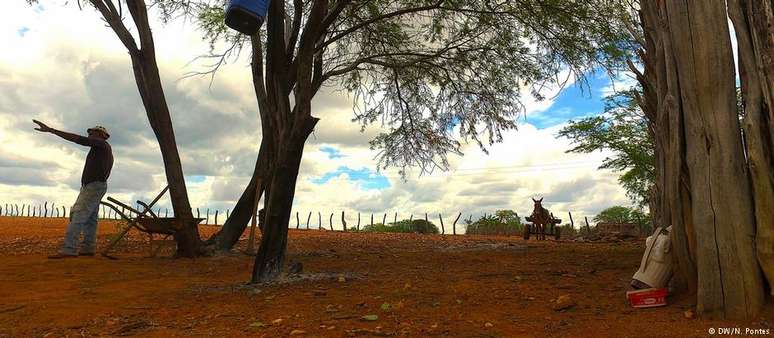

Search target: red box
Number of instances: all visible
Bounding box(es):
[626,288,668,308]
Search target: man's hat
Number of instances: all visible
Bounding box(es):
[87,125,110,138]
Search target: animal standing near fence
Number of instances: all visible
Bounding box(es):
[524,198,562,240]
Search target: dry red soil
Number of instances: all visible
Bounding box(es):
[0,217,771,337]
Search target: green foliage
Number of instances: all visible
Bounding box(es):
[361,219,439,234]
[593,206,635,223]
[593,205,651,232]
[160,0,633,176]
[466,210,523,235]
[558,89,654,207]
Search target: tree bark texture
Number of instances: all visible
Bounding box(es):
[638,0,764,319]
[249,0,324,282]
[729,0,774,296]
[638,0,698,294]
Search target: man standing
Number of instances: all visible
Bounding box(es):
[33,120,114,258]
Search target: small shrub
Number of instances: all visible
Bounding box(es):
[407,219,439,234]
[466,212,524,236]
[361,219,439,234]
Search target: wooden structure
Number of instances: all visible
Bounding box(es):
[99,186,203,258]
[524,198,562,240]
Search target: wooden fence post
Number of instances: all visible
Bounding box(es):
[341,211,347,231]
[439,213,445,234]
[206,208,210,224]
[196,208,200,219]
[306,211,312,230]
[357,212,361,231]
[329,213,334,231]
[370,213,374,227]
[215,210,219,225]
[394,212,397,224]
[56,208,60,218]
[318,212,322,230]
[409,214,413,221]
[425,213,428,223]
[296,211,300,229]
[63,206,67,219]
[165,208,169,217]
[568,211,575,228]
[584,216,591,232]
[14,204,19,216]
[226,208,230,219]
[452,212,461,235]
[44,202,49,217]
[382,213,387,226]
[21,204,26,217]
[27,205,31,217]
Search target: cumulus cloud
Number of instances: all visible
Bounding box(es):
[0,1,632,229]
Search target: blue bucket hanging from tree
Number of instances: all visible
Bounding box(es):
[225,0,270,35]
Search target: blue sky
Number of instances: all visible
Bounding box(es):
[320,146,344,159]
[312,165,391,190]
[525,72,610,129]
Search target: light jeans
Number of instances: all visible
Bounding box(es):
[60,181,107,255]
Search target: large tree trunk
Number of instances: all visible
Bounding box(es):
[122,0,199,256]
[128,54,200,256]
[662,0,764,318]
[638,0,765,318]
[638,0,698,294]
[251,117,317,282]
[249,0,326,281]
[729,0,774,294]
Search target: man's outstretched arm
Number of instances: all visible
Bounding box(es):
[32,119,101,147]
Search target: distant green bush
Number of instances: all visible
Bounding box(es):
[360,219,439,234]
[465,210,524,236]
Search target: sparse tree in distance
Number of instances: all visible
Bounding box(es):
[559,89,654,208]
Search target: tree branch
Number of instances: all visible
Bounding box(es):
[126,0,155,53]
[285,0,304,59]
[317,0,444,51]
[89,0,139,53]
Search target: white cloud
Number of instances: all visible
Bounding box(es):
[0,1,631,229]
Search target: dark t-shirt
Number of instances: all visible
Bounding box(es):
[75,136,113,186]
